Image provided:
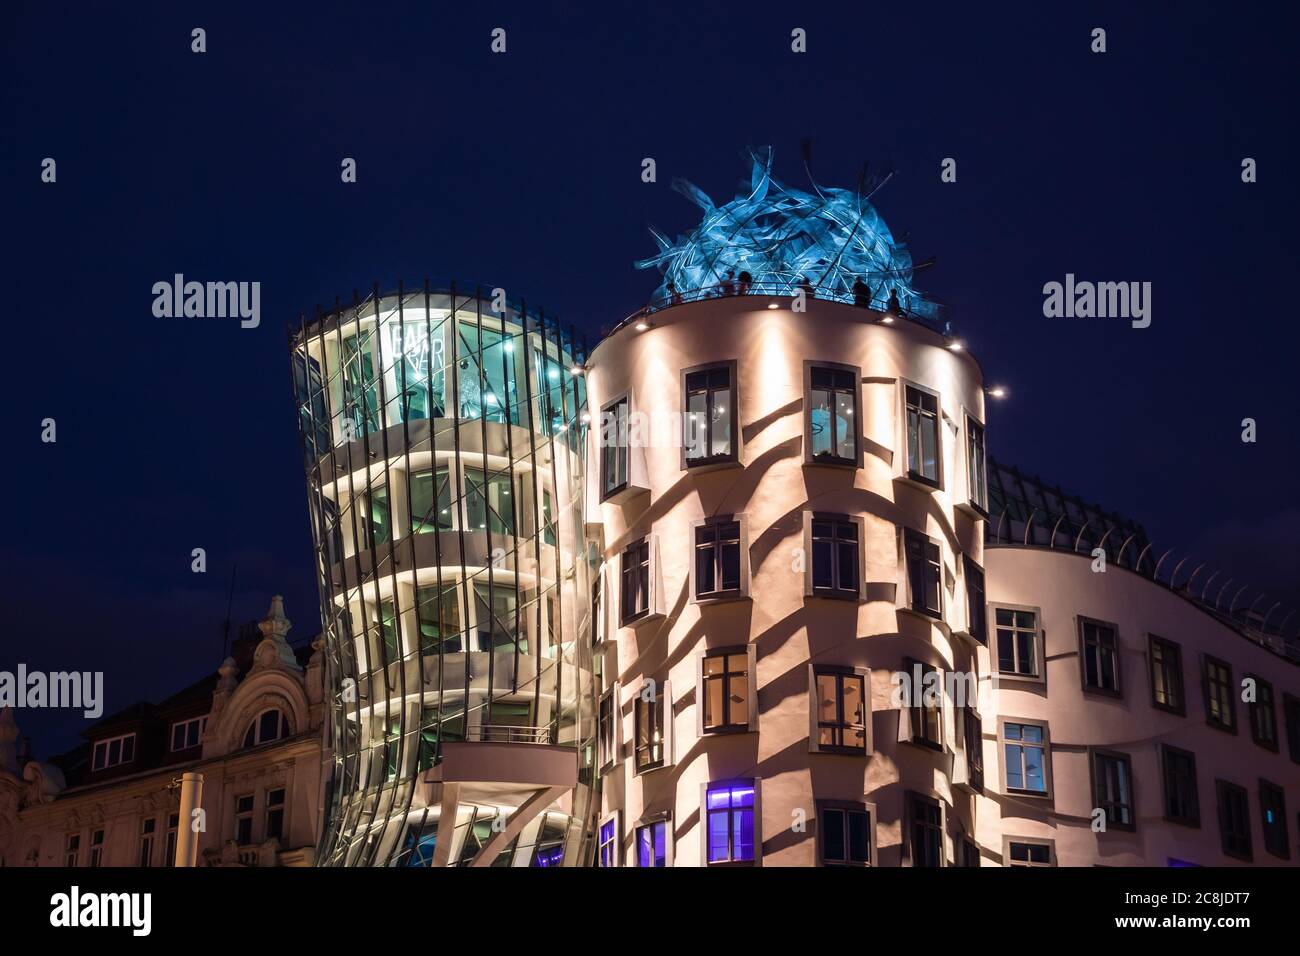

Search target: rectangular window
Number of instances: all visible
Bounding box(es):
[808,365,857,463]
[908,660,943,750]
[1148,635,1184,714]
[598,689,617,768]
[1006,840,1054,867]
[1079,618,1121,695]
[959,838,980,868]
[706,781,755,864]
[904,528,942,618]
[966,415,987,512]
[694,519,742,599]
[464,467,515,537]
[963,556,986,643]
[379,599,400,662]
[820,804,873,867]
[811,516,860,598]
[964,707,984,793]
[620,538,651,624]
[1002,721,1050,796]
[813,668,867,753]
[1286,694,1300,764]
[636,820,668,867]
[995,608,1039,678]
[410,466,452,533]
[1248,676,1278,750]
[366,485,391,546]
[702,650,750,732]
[65,833,80,867]
[634,688,665,772]
[1259,780,1289,859]
[235,794,255,846]
[1216,780,1251,860]
[416,584,461,653]
[1092,751,1135,830]
[541,489,556,546]
[170,716,207,752]
[908,794,943,867]
[139,818,156,867]
[683,364,735,464]
[164,814,179,867]
[89,829,104,868]
[598,817,618,867]
[1204,656,1236,732]
[1162,745,1200,826]
[265,788,286,842]
[601,395,630,497]
[904,384,941,486]
[472,583,524,652]
[91,732,137,771]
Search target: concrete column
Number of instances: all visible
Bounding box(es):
[175,772,205,867]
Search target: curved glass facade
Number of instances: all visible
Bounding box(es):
[291,285,597,867]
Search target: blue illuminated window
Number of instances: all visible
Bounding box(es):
[1003,721,1049,795]
[706,781,755,864]
[402,826,437,867]
[598,818,618,867]
[637,821,667,867]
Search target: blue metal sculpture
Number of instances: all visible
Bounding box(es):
[636,147,938,319]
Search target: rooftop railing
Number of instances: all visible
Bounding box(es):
[606,280,949,338]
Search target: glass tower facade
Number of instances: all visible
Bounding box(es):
[291,284,597,866]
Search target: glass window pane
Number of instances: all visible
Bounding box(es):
[822,809,845,861]
[835,391,854,458]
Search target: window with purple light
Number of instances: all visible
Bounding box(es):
[533,845,564,867]
[598,817,618,867]
[706,781,755,864]
[637,820,667,867]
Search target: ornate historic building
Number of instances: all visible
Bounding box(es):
[0,597,327,867]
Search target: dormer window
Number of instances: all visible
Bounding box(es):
[91,732,136,771]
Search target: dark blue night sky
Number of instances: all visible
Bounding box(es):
[4,1,1298,755]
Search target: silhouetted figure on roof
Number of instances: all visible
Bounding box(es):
[737,271,753,295]
[719,270,736,296]
[798,276,815,300]
[667,280,682,305]
[852,278,872,308]
[886,289,902,316]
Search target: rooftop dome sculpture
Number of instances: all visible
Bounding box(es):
[636,146,939,321]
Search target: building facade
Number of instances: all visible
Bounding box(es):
[291,286,599,867]
[585,292,990,866]
[283,156,1297,868]
[0,598,327,867]
[980,543,1299,866]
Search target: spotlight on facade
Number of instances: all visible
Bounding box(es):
[635,320,652,332]
[986,385,1007,399]
[880,315,895,325]
[571,364,585,376]
[766,302,780,310]
[947,339,963,352]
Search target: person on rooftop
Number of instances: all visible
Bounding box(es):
[886,288,902,316]
[737,271,753,295]
[852,277,872,308]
